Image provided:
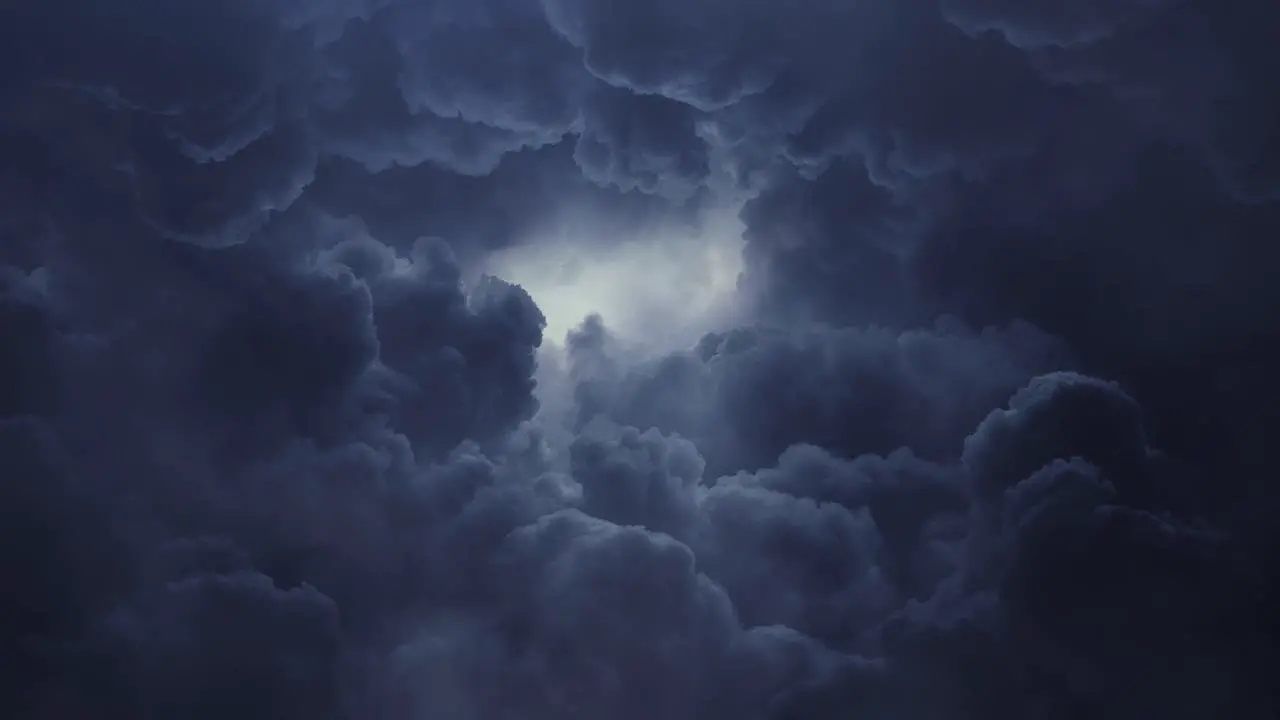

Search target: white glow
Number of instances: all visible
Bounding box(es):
[484,206,749,354]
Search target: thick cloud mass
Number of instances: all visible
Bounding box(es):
[2,0,1278,718]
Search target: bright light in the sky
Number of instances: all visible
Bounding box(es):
[484,206,749,354]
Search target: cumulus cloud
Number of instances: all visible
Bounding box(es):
[567,317,1069,475]
[2,0,1277,718]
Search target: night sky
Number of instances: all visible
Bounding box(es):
[2,0,1278,717]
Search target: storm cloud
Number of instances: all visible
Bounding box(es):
[2,0,1277,718]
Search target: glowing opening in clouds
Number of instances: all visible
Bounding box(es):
[484,206,750,354]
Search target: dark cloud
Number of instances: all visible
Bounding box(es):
[940,0,1177,48]
[568,316,1069,474]
[2,0,1277,718]
[575,85,712,200]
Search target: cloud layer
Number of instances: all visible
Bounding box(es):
[2,0,1278,718]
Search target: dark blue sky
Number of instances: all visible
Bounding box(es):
[2,0,1277,717]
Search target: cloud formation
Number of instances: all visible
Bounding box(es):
[2,0,1278,718]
